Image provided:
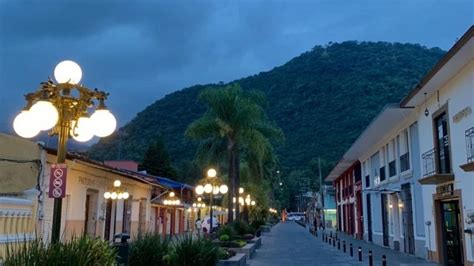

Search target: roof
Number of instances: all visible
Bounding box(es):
[325,104,413,182]
[43,146,167,189]
[400,26,474,107]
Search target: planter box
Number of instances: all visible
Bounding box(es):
[217,253,247,266]
[260,225,271,233]
[229,243,256,260]
[247,236,262,248]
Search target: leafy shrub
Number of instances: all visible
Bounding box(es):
[250,220,266,231]
[217,248,236,260]
[231,221,254,236]
[129,233,170,266]
[5,235,116,266]
[217,224,235,239]
[169,235,219,266]
[219,234,230,242]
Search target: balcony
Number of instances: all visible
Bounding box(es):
[419,148,454,185]
[460,127,474,172]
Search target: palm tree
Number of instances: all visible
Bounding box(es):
[186,84,283,222]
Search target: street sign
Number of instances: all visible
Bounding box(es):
[49,164,67,199]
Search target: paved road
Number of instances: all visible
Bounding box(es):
[250,222,364,266]
[250,222,437,266]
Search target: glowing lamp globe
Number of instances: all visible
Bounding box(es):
[54,60,82,84]
[13,110,40,138]
[251,200,256,206]
[104,192,111,199]
[113,180,121,187]
[213,186,220,195]
[219,184,228,194]
[70,117,94,142]
[176,200,181,205]
[29,100,59,130]
[122,192,130,199]
[239,187,244,194]
[204,184,213,194]
[170,191,175,197]
[117,193,123,199]
[195,185,204,195]
[90,109,117,137]
[207,168,217,178]
[110,192,117,200]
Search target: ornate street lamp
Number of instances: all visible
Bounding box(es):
[13,60,117,243]
[195,168,228,233]
[104,179,130,240]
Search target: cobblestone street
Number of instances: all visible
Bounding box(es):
[250,222,438,266]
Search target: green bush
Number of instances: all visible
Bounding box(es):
[217,224,235,239]
[217,248,236,260]
[169,235,219,266]
[5,235,116,266]
[231,221,254,236]
[219,234,230,242]
[129,233,170,266]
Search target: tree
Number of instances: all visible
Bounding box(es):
[186,84,283,222]
[141,136,177,178]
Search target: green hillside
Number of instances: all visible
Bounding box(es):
[89,41,444,178]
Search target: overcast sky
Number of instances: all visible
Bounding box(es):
[0,0,472,133]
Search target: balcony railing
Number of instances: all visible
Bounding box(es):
[422,148,436,177]
[466,127,474,163]
[400,152,410,172]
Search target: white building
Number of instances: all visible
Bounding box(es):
[399,26,474,265]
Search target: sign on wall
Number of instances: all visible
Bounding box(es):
[49,164,67,199]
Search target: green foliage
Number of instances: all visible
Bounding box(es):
[129,233,170,266]
[217,248,236,260]
[217,224,235,240]
[169,235,219,266]
[219,234,230,242]
[89,41,445,208]
[141,135,178,178]
[231,221,254,236]
[5,235,116,266]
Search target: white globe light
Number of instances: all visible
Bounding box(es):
[201,203,205,207]
[207,168,217,178]
[239,187,244,194]
[170,191,175,197]
[164,200,168,205]
[251,200,256,206]
[122,192,130,199]
[193,203,197,207]
[219,184,228,194]
[117,193,123,199]
[114,180,121,187]
[176,200,181,205]
[197,203,201,208]
[110,192,117,200]
[204,184,213,194]
[90,109,116,137]
[70,117,94,142]
[13,110,40,138]
[195,185,204,195]
[104,192,111,199]
[245,197,251,205]
[29,101,58,130]
[213,186,220,195]
[54,60,82,84]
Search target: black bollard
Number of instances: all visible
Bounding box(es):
[358,247,362,261]
[343,240,346,253]
[333,237,336,247]
[382,255,387,266]
[368,250,373,266]
[337,239,340,250]
[350,243,353,257]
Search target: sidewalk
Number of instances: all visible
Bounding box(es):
[318,228,440,266]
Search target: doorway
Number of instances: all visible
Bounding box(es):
[440,200,463,265]
[381,194,389,247]
[401,184,415,254]
[366,194,372,242]
[84,189,98,237]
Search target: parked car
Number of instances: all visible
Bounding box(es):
[287,212,305,221]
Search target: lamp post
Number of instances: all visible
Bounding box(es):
[195,168,228,233]
[13,60,117,243]
[103,180,130,241]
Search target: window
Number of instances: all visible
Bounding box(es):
[388,139,397,177]
[399,130,410,172]
[380,147,387,182]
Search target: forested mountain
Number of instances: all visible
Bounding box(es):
[89,41,444,179]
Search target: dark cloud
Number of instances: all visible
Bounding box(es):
[1,0,473,133]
